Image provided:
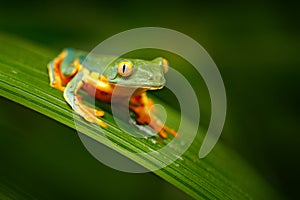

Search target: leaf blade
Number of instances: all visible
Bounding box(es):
[0,33,279,200]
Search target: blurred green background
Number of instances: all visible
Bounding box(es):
[0,0,299,199]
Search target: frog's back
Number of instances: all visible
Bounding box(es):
[83,53,123,75]
[64,48,120,74]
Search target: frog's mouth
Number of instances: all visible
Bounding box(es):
[109,84,163,96]
[141,85,164,90]
[132,85,163,95]
[111,84,163,90]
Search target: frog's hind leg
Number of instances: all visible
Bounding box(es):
[130,93,177,138]
[63,72,107,128]
[47,50,67,91]
[48,49,82,91]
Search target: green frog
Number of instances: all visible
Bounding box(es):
[48,48,177,138]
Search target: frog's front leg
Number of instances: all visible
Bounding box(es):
[130,93,177,138]
[63,72,107,128]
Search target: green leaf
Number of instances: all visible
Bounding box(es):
[0,33,279,199]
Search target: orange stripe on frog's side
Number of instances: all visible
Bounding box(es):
[82,74,114,102]
[82,72,148,103]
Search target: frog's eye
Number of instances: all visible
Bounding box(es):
[118,61,133,77]
[162,58,169,74]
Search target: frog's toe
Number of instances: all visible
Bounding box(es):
[158,130,168,139]
[94,110,105,117]
[83,115,96,123]
[96,118,108,128]
[50,82,65,91]
[83,114,107,128]
[163,125,178,137]
[83,106,105,117]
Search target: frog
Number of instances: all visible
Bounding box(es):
[47,48,177,138]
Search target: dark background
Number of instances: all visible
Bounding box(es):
[0,0,299,199]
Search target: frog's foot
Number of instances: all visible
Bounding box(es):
[77,95,105,117]
[74,101,107,128]
[131,106,177,138]
[148,117,178,139]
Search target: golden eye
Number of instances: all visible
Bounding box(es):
[118,61,133,77]
[162,58,169,74]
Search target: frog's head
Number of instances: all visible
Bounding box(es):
[103,57,169,90]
